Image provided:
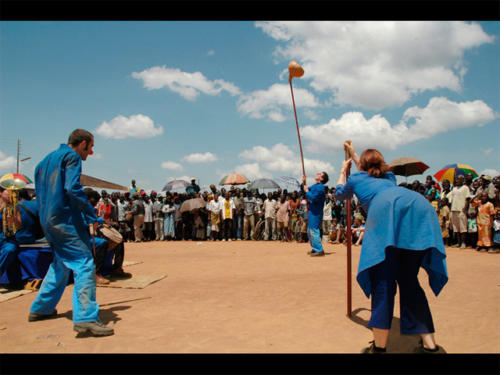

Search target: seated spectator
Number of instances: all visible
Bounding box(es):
[329,217,344,244]
[351,216,365,246]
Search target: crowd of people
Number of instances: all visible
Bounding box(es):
[94,171,500,254]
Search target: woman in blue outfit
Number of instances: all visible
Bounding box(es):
[335,141,448,354]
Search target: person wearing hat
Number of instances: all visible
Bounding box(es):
[186,178,200,195]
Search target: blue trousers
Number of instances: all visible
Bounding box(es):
[308,226,324,253]
[368,247,435,334]
[0,237,19,278]
[30,245,99,323]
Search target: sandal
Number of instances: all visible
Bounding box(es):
[414,339,441,354]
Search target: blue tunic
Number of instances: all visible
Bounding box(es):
[16,200,40,244]
[335,171,448,298]
[305,183,326,229]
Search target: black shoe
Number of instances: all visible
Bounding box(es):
[413,339,441,354]
[28,309,58,322]
[309,251,325,257]
[361,341,386,354]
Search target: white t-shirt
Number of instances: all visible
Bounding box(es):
[219,198,236,220]
[323,201,333,221]
[449,185,470,212]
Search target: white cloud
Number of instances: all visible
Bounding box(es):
[207,50,215,56]
[234,163,273,180]
[479,169,500,178]
[237,83,320,122]
[481,148,493,156]
[256,21,494,110]
[301,97,497,153]
[132,65,241,101]
[239,143,335,178]
[96,114,163,139]
[161,161,183,171]
[0,150,16,172]
[92,153,103,160]
[182,152,218,163]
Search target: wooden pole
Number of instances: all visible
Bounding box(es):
[345,149,352,317]
[289,78,306,179]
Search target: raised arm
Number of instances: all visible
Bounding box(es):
[344,140,361,171]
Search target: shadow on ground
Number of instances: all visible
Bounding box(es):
[349,307,447,353]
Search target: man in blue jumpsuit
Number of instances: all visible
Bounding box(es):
[28,129,114,336]
[302,172,329,257]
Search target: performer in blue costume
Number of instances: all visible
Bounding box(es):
[28,129,114,336]
[335,141,448,354]
[301,171,328,256]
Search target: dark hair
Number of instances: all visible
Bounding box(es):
[84,187,100,202]
[18,188,31,201]
[359,149,389,178]
[321,172,329,184]
[68,129,93,149]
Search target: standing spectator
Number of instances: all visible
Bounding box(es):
[448,175,469,249]
[492,211,500,253]
[322,194,333,243]
[207,193,222,241]
[220,192,235,241]
[472,192,495,252]
[129,180,139,196]
[276,194,291,242]
[143,195,154,241]
[232,190,244,240]
[153,195,164,241]
[186,178,200,195]
[263,192,277,241]
[440,180,452,200]
[162,196,176,240]
[131,193,145,242]
[438,198,451,246]
[476,175,495,202]
[243,191,258,240]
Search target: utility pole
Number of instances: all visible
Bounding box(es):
[17,139,20,173]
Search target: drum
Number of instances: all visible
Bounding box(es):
[98,224,123,248]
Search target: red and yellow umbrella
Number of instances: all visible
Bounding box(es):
[0,173,33,189]
[433,164,478,183]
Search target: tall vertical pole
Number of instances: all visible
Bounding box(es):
[17,139,21,173]
[345,149,352,317]
[289,79,306,178]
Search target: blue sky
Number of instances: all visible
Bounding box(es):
[1,21,499,192]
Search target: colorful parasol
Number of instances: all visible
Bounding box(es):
[219,173,249,186]
[433,164,478,183]
[0,173,33,190]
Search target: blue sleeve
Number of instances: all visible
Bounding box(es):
[306,184,325,205]
[64,153,98,224]
[335,175,355,201]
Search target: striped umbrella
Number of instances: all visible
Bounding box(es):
[219,173,249,186]
[0,173,33,190]
[433,163,478,183]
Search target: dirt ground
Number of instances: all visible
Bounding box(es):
[0,240,499,353]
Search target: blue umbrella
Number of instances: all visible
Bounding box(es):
[162,179,190,192]
[247,178,280,190]
[276,176,301,190]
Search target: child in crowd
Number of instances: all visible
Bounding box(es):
[329,217,344,244]
[351,216,365,246]
[492,211,500,253]
[438,198,451,246]
[472,192,495,252]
